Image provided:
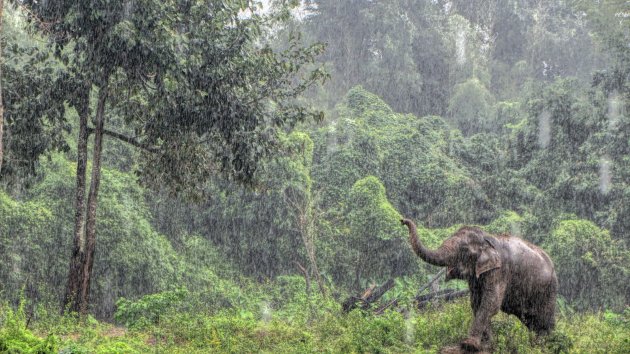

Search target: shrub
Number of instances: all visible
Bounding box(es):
[115,288,188,330]
[0,302,59,353]
[543,218,630,310]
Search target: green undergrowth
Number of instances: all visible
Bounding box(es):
[1,284,628,353]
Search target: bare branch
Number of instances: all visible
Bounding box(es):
[88,127,158,153]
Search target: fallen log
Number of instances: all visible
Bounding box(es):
[342,278,395,313]
[416,288,458,302]
[415,269,446,298]
[341,278,468,314]
[374,299,399,315]
[364,278,395,305]
[416,289,469,309]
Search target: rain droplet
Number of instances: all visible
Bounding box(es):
[405,310,415,344]
[599,156,612,195]
[261,301,272,323]
[510,221,521,237]
[607,92,622,131]
[326,122,338,155]
[538,111,551,148]
[456,28,467,65]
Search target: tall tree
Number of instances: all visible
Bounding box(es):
[278,132,326,295]
[19,0,324,315]
[345,176,409,289]
[0,0,4,175]
[303,0,447,116]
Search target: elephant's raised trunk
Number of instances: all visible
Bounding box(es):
[401,218,451,267]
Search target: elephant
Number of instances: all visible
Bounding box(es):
[401,219,557,352]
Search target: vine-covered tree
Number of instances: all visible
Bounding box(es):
[344,176,411,288]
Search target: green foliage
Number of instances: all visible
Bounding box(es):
[327,175,416,288]
[0,155,185,318]
[0,191,54,301]
[313,86,492,228]
[448,77,496,135]
[543,330,574,354]
[2,283,630,353]
[558,310,630,354]
[348,176,403,242]
[491,318,534,353]
[544,218,630,311]
[266,275,333,324]
[151,129,321,280]
[485,210,525,236]
[115,288,189,330]
[174,235,253,310]
[330,310,411,353]
[0,302,59,353]
[414,301,471,350]
[493,101,524,132]
[0,3,70,184]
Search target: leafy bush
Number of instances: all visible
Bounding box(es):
[544,218,630,311]
[543,330,574,354]
[448,77,496,135]
[115,288,189,330]
[0,302,58,353]
[3,293,630,353]
[491,317,534,353]
[559,311,630,354]
[414,300,470,350]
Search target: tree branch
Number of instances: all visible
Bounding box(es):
[416,289,469,309]
[342,278,395,313]
[415,268,446,298]
[88,127,158,153]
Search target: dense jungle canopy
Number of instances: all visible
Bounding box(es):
[0,0,629,352]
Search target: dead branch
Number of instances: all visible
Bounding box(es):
[416,289,469,309]
[342,278,395,313]
[415,268,446,297]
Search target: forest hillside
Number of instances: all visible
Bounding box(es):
[1,1,629,353]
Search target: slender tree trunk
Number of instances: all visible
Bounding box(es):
[79,85,108,316]
[62,96,90,314]
[302,210,325,296]
[285,186,326,296]
[294,191,326,296]
[63,83,108,316]
[0,0,5,175]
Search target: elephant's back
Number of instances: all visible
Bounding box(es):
[503,237,556,285]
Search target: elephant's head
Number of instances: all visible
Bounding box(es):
[401,219,501,281]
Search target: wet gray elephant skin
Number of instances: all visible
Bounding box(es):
[401,219,557,352]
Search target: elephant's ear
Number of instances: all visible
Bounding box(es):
[475,240,501,278]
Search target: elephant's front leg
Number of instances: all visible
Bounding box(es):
[462,279,506,352]
[470,291,492,345]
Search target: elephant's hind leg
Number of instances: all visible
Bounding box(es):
[520,308,554,335]
[530,313,555,335]
[529,294,556,335]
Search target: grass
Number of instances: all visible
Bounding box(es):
[2,294,628,354]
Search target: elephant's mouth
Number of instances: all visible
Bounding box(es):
[445,266,458,281]
[445,265,469,281]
